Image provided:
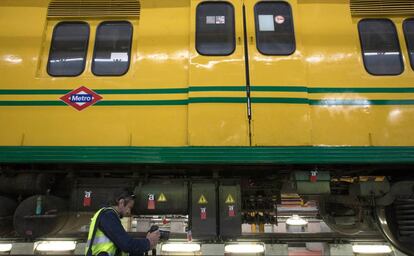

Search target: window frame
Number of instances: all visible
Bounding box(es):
[47,21,90,77]
[254,1,296,56]
[358,18,404,76]
[91,20,134,77]
[403,18,414,71]
[195,1,236,56]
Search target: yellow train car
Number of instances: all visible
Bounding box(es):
[0,0,414,254]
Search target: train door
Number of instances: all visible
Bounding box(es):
[188,0,250,146]
[243,0,311,146]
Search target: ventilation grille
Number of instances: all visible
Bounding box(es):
[48,0,140,18]
[395,199,414,241]
[351,0,414,16]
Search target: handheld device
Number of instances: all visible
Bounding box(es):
[148,225,170,240]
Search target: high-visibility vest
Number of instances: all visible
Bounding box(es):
[85,207,121,256]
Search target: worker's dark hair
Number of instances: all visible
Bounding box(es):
[110,188,136,206]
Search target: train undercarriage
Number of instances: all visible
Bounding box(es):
[0,164,413,255]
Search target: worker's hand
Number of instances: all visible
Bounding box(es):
[146,230,160,249]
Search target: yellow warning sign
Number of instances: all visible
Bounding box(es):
[225,194,235,204]
[157,193,167,202]
[198,195,208,204]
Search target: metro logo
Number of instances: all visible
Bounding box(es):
[60,86,102,111]
[70,94,93,103]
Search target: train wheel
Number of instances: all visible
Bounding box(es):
[0,196,17,236]
[13,195,68,238]
[374,181,414,255]
[376,199,414,255]
[319,196,374,235]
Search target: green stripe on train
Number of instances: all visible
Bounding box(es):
[1,86,414,95]
[1,98,414,106]
[0,88,189,95]
[0,146,413,164]
[0,100,188,106]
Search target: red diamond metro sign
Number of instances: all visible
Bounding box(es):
[60,86,103,111]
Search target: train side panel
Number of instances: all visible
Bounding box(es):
[247,0,311,146]
[0,0,413,148]
[187,0,250,146]
[301,2,414,146]
[0,0,190,146]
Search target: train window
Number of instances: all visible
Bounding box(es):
[254,1,295,55]
[358,19,403,75]
[196,2,235,56]
[403,19,414,70]
[47,22,89,77]
[92,21,133,76]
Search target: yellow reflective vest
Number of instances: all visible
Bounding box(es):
[85,207,123,256]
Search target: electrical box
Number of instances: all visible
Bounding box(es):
[295,171,331,195]
[191,182,217,238]
[219,182,241,238]
[349,180,390,197]
[71,178,134,211]
[134,180,188,215]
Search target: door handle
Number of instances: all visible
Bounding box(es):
[250,36,254,44]
[238,36,242,45]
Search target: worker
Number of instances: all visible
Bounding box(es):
[85,189,160,256]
